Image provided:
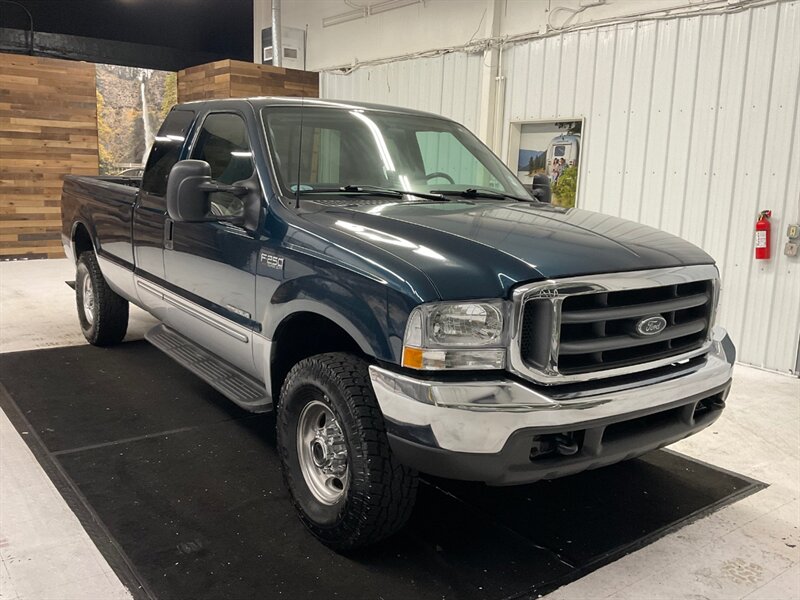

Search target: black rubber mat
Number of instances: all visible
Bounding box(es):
[0,342,763,600]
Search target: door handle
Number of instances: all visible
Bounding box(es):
[164,218,174,250]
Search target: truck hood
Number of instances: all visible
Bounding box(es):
[300,200,714,299]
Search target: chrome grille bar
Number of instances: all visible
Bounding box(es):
[559,318,707,354]
[508,265,720,385]
[560,292,710,323]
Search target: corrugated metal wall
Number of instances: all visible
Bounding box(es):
[321,0,800,373]
[322,52,486,134]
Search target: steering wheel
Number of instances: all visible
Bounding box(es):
[424,171,455,184]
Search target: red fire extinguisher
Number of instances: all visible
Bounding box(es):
[755,210,772,260]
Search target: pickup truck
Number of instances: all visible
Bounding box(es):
[61,98,735,550]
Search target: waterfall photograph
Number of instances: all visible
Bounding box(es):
[95,64,176,175]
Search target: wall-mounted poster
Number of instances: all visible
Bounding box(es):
[95,64,177,175]
[513,120,582,208]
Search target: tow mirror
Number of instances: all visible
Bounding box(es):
[166,159,214,222]
[166,160,255,228]
[530,174,552,204]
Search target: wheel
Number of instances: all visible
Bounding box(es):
[75,251,129,346]
[424,171,455,184]
[277,352,418,550]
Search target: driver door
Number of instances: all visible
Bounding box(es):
[163,110,260,377]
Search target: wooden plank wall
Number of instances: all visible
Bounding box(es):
[0,55,318,260]
[178,59,318,102]
[0,53,99,259]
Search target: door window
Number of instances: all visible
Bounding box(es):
[191,113,255,217]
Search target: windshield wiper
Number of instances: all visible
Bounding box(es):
[299,185,449,202]
[430,187,534,202]
[343,185,450,201]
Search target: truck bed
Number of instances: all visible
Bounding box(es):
[60,175,140,268]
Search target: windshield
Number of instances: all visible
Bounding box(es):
[262,106,531,200]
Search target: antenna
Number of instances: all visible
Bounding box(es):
[303,24,308,71]
[295,28,308,209]
[294,96,305,210]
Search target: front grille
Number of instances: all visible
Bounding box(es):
[519,277,714,377]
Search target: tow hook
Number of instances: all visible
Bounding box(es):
[530,433,580,460]
[554,434,579,456]
[694,394,727,419]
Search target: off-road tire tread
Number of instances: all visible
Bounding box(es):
[277,352,418,550]
[77,251,129,346]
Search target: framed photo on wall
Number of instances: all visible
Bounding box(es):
[507,119,584,208]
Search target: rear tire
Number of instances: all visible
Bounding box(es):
[76,251,129,346]
[277,352,418,550]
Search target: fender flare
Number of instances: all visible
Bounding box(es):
[69,219,98,260]
[263,275,394,362]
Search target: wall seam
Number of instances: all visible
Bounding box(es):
[598,25,620,215]
[677,16,704,239]
[719,10,754,350]
[617,23,640,219]
[698,13,728,252]
[751,3,795,368]
[655,19,682,230]
[635,25,659,225]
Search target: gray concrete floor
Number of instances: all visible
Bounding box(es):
[0,259,798,600]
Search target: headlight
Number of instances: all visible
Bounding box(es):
[401,301,507,370]
[429,303,503,345]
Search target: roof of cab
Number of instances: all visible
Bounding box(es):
[177,96,453,121]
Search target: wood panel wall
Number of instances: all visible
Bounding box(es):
[177,59,318,102]
[0,53,99,260]
[0,55,317,261]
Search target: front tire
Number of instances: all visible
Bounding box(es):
[75,251,129,346]
[277,353,418,550]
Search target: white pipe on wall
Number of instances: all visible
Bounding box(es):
[272,0,283,67]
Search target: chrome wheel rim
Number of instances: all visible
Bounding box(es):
[82,274,95,325]
[296,399,349,505]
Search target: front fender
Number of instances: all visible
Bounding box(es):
[258,273,395,363]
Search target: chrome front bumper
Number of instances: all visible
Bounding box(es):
[369,327,735,458]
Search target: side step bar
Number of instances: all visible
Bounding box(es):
[145,324,272,413]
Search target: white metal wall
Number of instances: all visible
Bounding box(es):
[321,1,800,373]
[322,52,486,135]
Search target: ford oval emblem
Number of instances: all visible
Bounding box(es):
[635,315,667,336]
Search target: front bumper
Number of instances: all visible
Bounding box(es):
[369,327,735,485]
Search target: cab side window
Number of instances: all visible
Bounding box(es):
[141,109,195,197]
[191,113,254,217]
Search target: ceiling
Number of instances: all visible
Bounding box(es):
[0,0,253,60]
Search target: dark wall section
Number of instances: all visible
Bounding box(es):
[0,28,223,71]
[0,0,253,70]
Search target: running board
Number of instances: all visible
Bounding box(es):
[145,324,272,413]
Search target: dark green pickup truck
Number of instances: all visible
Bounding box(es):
[61,97,735,549]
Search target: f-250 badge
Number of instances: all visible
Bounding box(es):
[260,251,284,270]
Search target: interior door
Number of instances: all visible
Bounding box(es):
[163,111,260,377]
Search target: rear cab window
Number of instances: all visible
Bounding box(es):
[141,110,196,197]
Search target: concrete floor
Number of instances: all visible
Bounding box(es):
[0,258,798,600]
